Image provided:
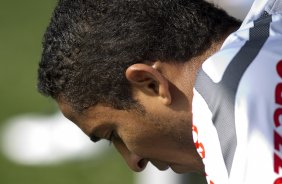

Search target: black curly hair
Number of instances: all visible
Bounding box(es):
[38,0,240,111]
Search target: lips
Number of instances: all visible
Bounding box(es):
[157,165,170,171]
[150,160,170,171]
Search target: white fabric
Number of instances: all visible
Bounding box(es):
[193,0,282,183]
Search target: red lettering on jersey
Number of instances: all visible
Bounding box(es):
[192,125,213,183]
[277,60,282,78]
[192,125,198,134]
[197,142,206,159]
[274,153,282,174]
[192,125,206,159]
[274,108,282,127]
[274,131,282,151]
[276,84,282,105]
[274,60,282,183]
[274,177,282,184]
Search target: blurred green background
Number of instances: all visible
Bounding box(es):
[0,0,133,183]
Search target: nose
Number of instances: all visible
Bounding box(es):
[113,138,148,172]
[127,153,148,172]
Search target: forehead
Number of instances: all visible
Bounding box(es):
[57,100,81,124]
[57,99,127,134]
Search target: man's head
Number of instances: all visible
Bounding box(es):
[38,0,239,111]
[38,0,240,173]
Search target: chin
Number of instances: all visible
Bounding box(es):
[171,168,186,174]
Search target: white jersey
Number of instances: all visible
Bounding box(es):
[192,0,282,183]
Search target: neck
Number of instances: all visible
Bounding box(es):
[154,25,239,110]
[167,25,238,107]
[185,25,239,84]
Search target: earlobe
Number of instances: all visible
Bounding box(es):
[125,63,171,105]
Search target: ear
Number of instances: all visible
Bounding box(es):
[125,63,171,105]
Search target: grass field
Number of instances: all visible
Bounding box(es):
[0,1,133,183]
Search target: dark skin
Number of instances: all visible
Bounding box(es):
[58,28,234,174]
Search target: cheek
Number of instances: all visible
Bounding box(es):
[126,131,169,155]
[117,112,192,157]
[119,127,158,155]
[121,131,147,151]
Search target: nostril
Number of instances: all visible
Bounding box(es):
[137,159,148,170]
[127,154,148,172]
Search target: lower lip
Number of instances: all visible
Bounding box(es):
[150,162,170,171]
[159,165,170,171]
